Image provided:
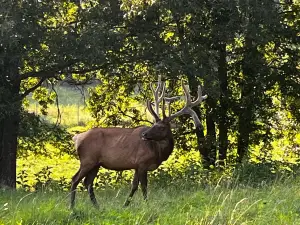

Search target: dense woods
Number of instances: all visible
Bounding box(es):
[0,0,299,189]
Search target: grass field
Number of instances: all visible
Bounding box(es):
[1,177,300,225]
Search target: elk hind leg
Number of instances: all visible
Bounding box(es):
[123,170,139,207]
[83,164,100,208]
[70,169,80,210]
[70,164,95,210]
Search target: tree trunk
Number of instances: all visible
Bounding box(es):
[237,106,251,163]
[193,108,209,166]
[0,111,20,188]
[205,98,217,166]
[237,34,254,163]
[0,74,21,188]
[187,76,213,168]
[218,43,229,164]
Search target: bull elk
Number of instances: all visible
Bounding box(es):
[70,77,207,209]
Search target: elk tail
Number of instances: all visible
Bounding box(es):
[71,134,80,159]
[72,134,78,142]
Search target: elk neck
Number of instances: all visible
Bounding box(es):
[144,129,175,164]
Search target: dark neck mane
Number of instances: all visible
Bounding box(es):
[148,134,174,163]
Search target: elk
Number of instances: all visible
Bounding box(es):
[70,77,207,209]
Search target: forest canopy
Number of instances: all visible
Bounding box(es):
[0,0,299,188]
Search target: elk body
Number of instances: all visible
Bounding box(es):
[70,78,207,209]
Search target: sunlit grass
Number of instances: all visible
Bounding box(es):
[17,152,79,190]
[1,178,300,224]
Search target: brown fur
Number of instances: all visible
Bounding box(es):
[70,121,174,209]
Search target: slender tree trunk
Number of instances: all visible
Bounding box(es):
[237,104,251,162]
[0,81,21,188]
[187,76,213,168]
[218,43,229,164]
[0,53,21,188]
[193,108,209,165]
[205,98,217,166]
[237,35,254,163]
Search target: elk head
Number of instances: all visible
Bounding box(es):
[141,78,208,141]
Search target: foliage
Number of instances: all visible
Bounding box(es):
[18,111,73,156]
[0,0,129,186]
[1,0,299,187]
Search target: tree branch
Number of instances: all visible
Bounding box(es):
[44,20,80,30]
[65,65,108,74]
[19,78,46,99]
[50,82,62,127]
[117,106,152,125]
[20,60,77,80]
[278,9,300,15]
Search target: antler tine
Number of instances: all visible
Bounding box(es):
[188,109,202,127]
[158,82,166,103]
[190,85,208,107]
[146,100,160,122]
[164,96,182,103]
[167,80,207,128]
[182,82,192,104]
[164,96,182,116]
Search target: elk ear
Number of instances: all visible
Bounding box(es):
[147,100,160,123]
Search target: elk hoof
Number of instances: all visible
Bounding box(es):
[123,201,130,207]
[93,203,99,209]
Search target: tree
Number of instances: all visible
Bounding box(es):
[235,0,299,162]
[0,0,126,188]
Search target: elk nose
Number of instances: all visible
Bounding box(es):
[142,132,147,137]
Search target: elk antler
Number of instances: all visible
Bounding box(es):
[163,96,182,117]
[167,80,208,127]
[150,75,165,117]
[147,100,160,122]
[147,75,167,122]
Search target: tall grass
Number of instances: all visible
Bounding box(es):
[1,177,300,224]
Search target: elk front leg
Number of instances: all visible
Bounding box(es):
[139,171,148,201]
[123,170,139,207]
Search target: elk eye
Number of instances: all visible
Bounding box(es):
[159,127,165,131]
